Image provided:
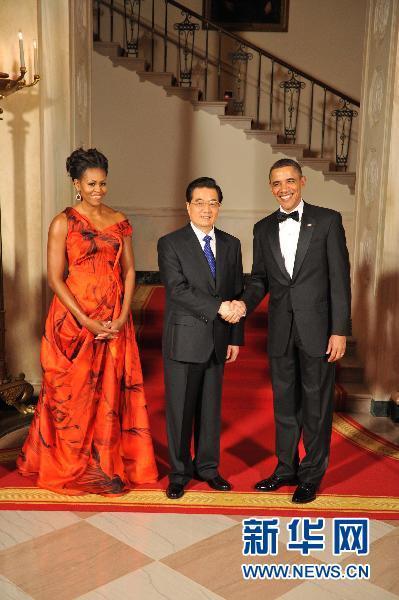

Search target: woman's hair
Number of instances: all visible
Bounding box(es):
[66,148,108,180]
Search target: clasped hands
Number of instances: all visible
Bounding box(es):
[218,300,246,324]
[94,320,119,340]
[84,317,125,340]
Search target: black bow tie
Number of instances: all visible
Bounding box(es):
[277,210,300,223]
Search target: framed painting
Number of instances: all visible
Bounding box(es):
[203,0,289,32]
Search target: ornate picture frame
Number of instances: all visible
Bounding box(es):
[203,0,289,32]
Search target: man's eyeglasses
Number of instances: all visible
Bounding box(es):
[190,200,220,209]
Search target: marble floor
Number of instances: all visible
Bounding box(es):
[0,509,397,599]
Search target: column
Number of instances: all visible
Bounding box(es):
[352,0,399,417]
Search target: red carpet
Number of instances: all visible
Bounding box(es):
[0,286,398,516]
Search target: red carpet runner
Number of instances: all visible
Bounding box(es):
[0,286,398,517]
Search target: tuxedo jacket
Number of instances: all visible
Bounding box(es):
[242,202,351,357]
[157,224,244,364]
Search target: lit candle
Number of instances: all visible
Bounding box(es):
[18,31,25,69]
[33,40,38,76]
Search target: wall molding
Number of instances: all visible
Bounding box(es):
[113,205,354,221]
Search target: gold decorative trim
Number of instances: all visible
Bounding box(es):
[0,487,397,514]
[333,413,399,461]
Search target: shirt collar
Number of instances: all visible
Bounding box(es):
[279,199,304,219]
[190,222,215,241]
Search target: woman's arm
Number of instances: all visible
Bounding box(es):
[118,234,135,325]
[47,213,113,338]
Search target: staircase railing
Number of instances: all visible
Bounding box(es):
[93,0,359,171]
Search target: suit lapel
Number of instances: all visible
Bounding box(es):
[183,224,216,289]
[292,202,316,281]
[268,213,291,280]
[215,228,227,292]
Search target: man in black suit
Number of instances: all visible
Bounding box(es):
[157,177,245,500]
[230,159,351,503]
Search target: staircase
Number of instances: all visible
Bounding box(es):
[95,41,356,194]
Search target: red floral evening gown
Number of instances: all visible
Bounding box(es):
[17,207,158,494]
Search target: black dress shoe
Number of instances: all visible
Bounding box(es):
[255,474,298,491]
[166,483,185,499]
[205,475,232,491]
[292,483,317,504]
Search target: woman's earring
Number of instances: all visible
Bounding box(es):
[76,192,82,201]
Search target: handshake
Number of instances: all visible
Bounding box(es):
[218,300,247,324]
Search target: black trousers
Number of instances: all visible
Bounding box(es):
[270,318,335,487]
[164,354,224,484]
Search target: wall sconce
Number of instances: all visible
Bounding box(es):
[0,32,40,119]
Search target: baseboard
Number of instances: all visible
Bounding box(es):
[389,400,399,423]
[371,399,399,422]
[370,399,390,417]
[136,272,252,285]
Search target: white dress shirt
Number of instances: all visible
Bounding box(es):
[190,222,216,257]
[278,199,304,278]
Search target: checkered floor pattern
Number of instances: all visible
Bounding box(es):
[0,510,397,599]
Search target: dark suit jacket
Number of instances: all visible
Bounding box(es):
[242,202,351,357]
[157,224,244,364]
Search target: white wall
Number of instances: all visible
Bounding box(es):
[92,50,355,272]
[0,1,42,386]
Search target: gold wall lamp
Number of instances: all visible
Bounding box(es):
[0,32,40,119]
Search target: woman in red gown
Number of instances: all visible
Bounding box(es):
[17,148,158,494]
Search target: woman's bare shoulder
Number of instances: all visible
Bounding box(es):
[49,211,68,235]
[102,204,127,222]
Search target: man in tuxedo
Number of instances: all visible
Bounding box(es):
[157,177,245,500]
[231,158,351,503]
